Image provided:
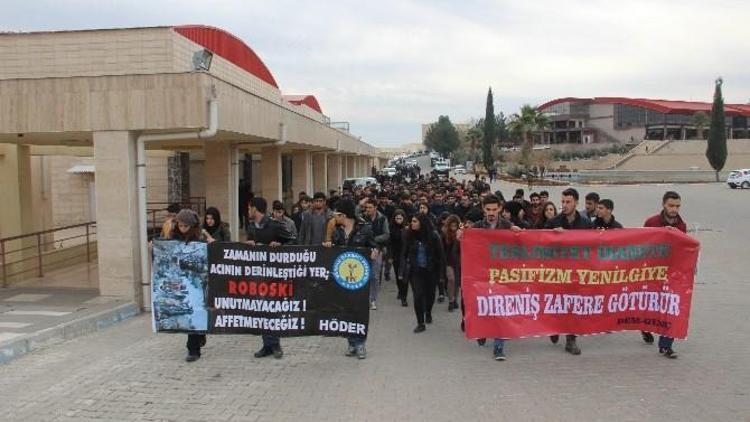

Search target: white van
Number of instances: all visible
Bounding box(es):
[727,169,750,189]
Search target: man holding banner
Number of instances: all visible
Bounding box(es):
[641,191,688,359]
[470,194,521,361]
[461,189,700,360]
[544,188,594,355]
[326,198,377,359]
[245,197,295,359]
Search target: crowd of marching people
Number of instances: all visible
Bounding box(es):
[159,165,688,363]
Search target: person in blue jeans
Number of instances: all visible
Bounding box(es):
[460,195,521,361]
[326,199,377,359]
[245,197,295,359]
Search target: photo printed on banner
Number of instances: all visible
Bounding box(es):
[151,240,208,332]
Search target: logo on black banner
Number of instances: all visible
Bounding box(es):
[332,252,370,290]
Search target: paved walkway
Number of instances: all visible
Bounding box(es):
[0,287,128,342]
[0,181,748,421]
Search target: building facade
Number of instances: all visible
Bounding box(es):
[537,97,750,145]
[0,25,384,304]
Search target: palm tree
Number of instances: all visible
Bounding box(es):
[508,105,550,145]
[693,111,709,140]
[508,105,550,169]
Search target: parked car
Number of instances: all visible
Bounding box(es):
[432,161,451,175]
[343,177,381,191]
[727,168,750,189]
[453,165,466,175]
[380,167,397,177]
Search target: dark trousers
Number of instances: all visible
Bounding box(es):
[186,334,206,355]
[262,335,280,348]
[437,277,446,297]
[392,253,408,300]
[410,268,435,325]
[658,336,674,349]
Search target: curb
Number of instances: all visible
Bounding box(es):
[0,302,140,365]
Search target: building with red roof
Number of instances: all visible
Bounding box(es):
[536,97,750,144]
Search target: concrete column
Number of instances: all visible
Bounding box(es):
[347,155,355,178]
[204,141,239,240]
[229,145,239,241]
[0,144,34,238]
[260,146,282,203]
[291,150,311,199]
[312,153,327,194]
[93,131,141,302]
[327,154,342,192]
[0,144,35,285]
[204,141,231,219]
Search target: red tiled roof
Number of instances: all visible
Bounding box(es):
[174,25,279,88]
[282,95,323,114]
[538,97,750,117]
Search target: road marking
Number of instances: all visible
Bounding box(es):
[0,322,32,329]
[3,294,52,302]
[5,310,72,317]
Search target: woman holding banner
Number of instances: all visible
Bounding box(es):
[168,208,209,362]
[325,198,377,360]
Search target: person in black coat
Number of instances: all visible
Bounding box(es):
[245,197,295,360]
[325,199,378,360]
[202,207,231,242]
[440,214,462,311]
[388,209,409,306]
[400,213,446,333]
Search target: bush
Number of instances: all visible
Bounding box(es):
[551,144,632,161]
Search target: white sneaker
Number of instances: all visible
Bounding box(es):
[370,301,377,310]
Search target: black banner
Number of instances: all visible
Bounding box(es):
[207,243,371,338]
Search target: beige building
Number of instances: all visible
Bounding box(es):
[537,97,750,144]
[0,25,385,306]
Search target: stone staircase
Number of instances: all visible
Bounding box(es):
[606,139,671,169]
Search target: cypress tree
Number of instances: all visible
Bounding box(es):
[706,77,728,182]
[482,88,497,170]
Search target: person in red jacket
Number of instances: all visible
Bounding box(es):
[642,190,687,359]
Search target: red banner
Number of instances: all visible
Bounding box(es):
[461,228,700,339]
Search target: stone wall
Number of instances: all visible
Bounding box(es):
[37,151,170,230]
[49,156,95,227]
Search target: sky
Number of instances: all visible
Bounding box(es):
[2,0,749,147]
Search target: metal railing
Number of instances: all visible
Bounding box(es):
[1,222,97,287]
[0,197,208,286]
